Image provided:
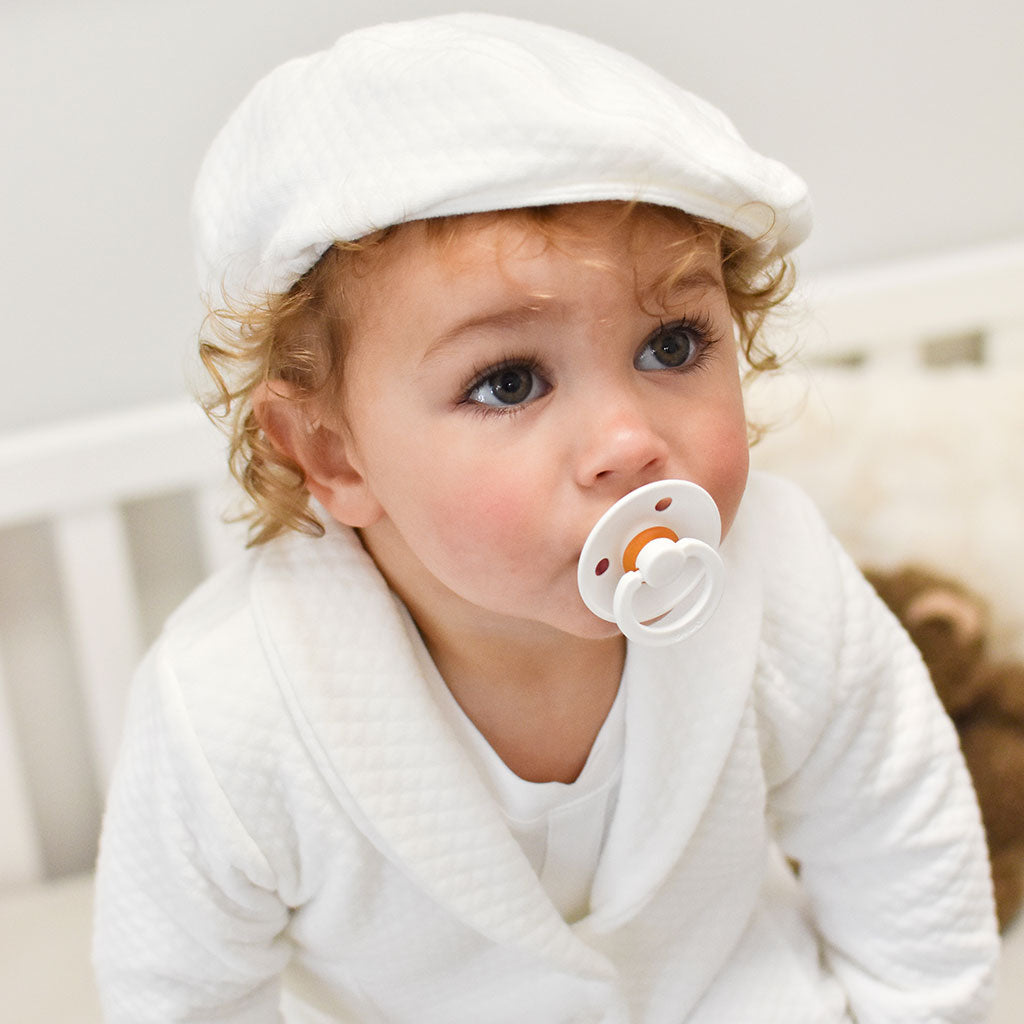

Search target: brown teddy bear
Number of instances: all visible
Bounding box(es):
[866,565,1024,931]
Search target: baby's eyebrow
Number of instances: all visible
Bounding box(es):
[648,267,725,303]
[422,302,552,361]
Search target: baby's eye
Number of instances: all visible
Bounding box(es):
[634,322,706,371]
[466,362,549,409]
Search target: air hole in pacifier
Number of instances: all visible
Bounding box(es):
[595,558,610,576]
[655,497,672,512]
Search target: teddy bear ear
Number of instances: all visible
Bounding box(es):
[904,586,987,648]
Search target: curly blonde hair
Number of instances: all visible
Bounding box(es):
[199,202,794,546]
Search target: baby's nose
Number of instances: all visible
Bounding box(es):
[573,399,671,488]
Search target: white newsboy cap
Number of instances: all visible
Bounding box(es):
[192,12,811,306]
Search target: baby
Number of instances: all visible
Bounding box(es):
[93,14,999,1023]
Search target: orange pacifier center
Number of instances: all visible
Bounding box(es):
[622,526,679,574]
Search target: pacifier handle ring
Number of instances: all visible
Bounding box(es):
[611,539,724,647]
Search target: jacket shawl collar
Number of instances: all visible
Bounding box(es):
[250,515,761,969]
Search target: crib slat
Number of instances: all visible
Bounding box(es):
[0,644,45,887]
[52,505,143,790]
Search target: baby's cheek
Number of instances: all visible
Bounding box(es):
[711,433,750,539]
[429,482,536,559]
[454,463,535,519]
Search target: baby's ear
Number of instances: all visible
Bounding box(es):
[252,380,383,528]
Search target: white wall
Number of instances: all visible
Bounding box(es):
[2,0,1022,432]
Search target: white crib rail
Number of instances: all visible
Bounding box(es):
[785,237,1024,368]
[0,400,240,888]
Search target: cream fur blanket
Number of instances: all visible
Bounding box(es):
[748,366,1024,660]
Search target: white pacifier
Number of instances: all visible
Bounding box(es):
[577,480,725,647]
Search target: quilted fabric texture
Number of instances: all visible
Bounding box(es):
[92,473,999,1022]
[191,13,811,309]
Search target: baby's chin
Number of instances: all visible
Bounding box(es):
[486,599,620,644]
[545,610,626,644]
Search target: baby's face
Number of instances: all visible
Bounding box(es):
[330,202,749,641]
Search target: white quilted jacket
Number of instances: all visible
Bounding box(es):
[93,473,998,1022]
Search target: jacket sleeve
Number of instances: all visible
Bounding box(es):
[93,645,292,1023]
[755,482,999,1024]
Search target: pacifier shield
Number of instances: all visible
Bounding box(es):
[578,480,724,645]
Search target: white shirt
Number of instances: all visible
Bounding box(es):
[417,637,626,923]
